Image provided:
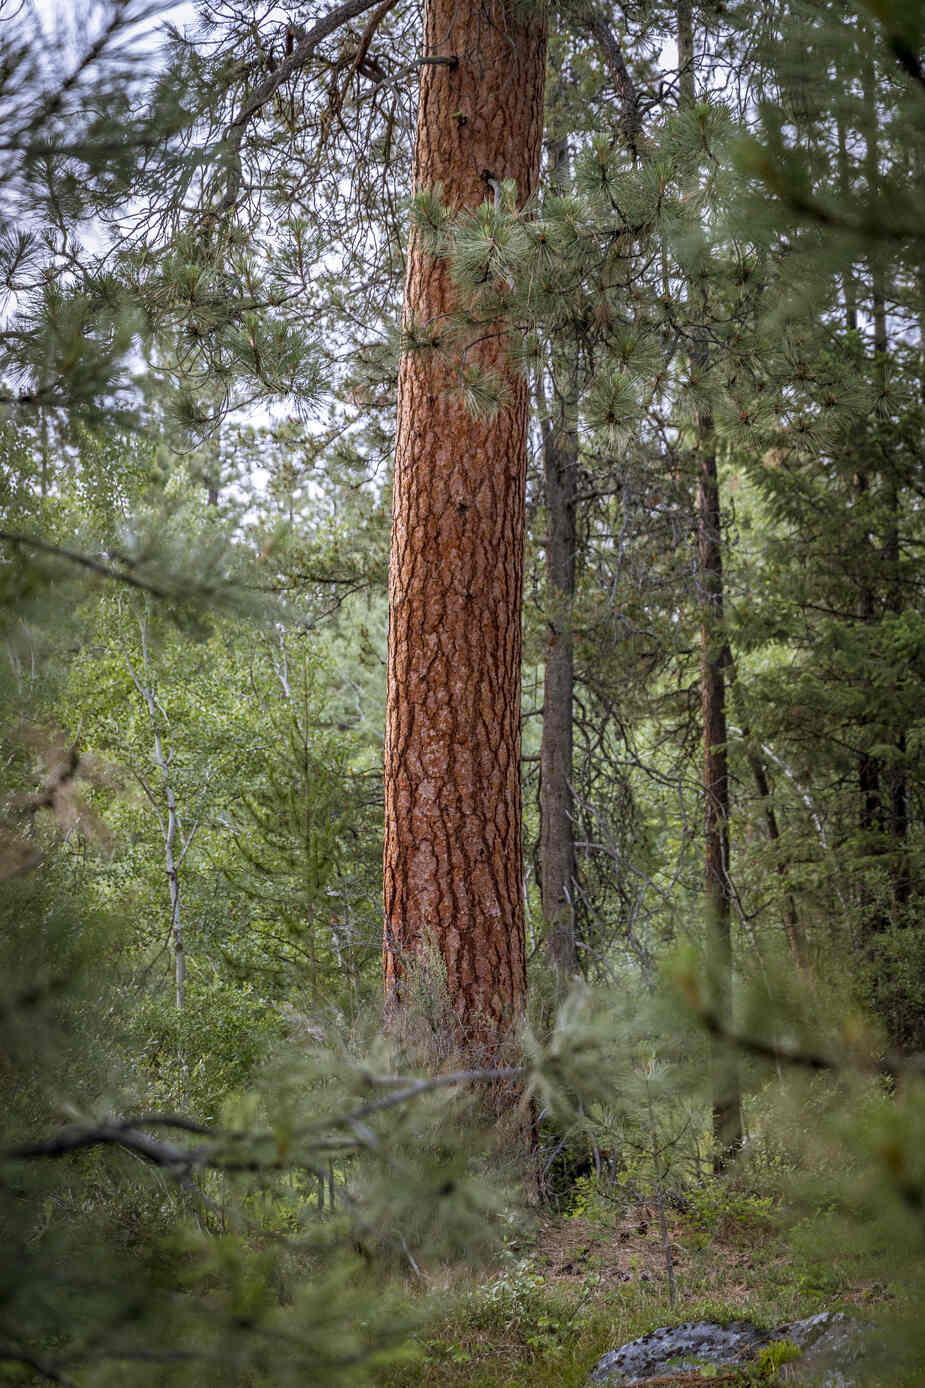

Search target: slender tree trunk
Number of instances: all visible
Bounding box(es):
[536,18,641,996]
[746,745,806,971]
[163,773,185,1013]
[538,137,579,995]
[837,115,858,334]
[846,85,883,847]
[872,280,909,911]
[678,0,742,1169]
[383,0,546,1057]
[677,0,694,106]
[697,429,741,1169]
[860,60,908,914]
[121,612,192,1013]
[728,675,807,972]
[539,383,578,992]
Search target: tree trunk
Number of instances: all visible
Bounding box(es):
[538,136,579,996]
[383,0,546,1058]
[745,743,806,972]
[872,279,909,911]
[697,429,742,1170]
[677,0,742,1170]
[677,0,694,107]
[728,674,807,973]
[120,611,193,1013]
[539,385,578,993]
[860,59,908,915]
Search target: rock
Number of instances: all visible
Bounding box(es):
[587,1319,768,1384]
[588,1311,873,1385]
[779,1311,875,1385]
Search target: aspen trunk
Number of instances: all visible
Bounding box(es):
[120,611,191,1013]
[383,0,546,1056]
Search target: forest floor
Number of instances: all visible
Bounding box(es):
[377,1188,907,1387]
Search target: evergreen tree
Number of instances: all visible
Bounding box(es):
[382,0,547,1066]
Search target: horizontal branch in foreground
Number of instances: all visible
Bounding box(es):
[692,1001,925,1080]
[2,1067,528,1172]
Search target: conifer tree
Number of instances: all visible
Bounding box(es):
[382,0,547,1058]
[677,0,743,1168]
[724,0,925,1041]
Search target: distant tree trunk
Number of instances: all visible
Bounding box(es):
[872,288,905,910]
[872,280,909,911]
[728,677,807,973]
[120,610,208,1014]
[383,0,546,1059]
[539,384,578,993]
[746,746,806,971]
[697,430,742,1170]
[837,114,858,335]
[678,0,742,1170]
[537,16,641,997]
[677,0,694,106]
[860,59,908,916]
[539,137,579,997]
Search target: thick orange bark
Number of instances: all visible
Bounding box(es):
[383,0,546,1054]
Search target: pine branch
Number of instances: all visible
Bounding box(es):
[4,1123,196,1167]
[218,0,387,212]
[691,1001,925,1080]
[1,1069,529,1172]
[330,1067,527,1125]
[0,531,173,598]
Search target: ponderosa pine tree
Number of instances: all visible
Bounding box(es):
[382,0,546,1057]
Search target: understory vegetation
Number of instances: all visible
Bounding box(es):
[2,0,925,1383]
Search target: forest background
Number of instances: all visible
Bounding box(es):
[2,0,925,1382]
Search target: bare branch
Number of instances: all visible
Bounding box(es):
[218,0,388,212]
[580,10,644,157]
[330,0,401,114]
[4,1124,194,1167]
[296,1067,529,1136]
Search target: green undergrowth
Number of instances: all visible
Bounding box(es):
[376,1189,916,1388]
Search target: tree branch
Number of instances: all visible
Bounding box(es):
[4,1123,195,1167]
[2,1069,530,1173]
[330,0,401,115]
[691,1001,925,1080]
[0,531,172,598]
[218,0,387,212]
[580,9,644,157]
[0,1344,75,1387]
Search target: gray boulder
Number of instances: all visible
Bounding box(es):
[588,1311,873,1385]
